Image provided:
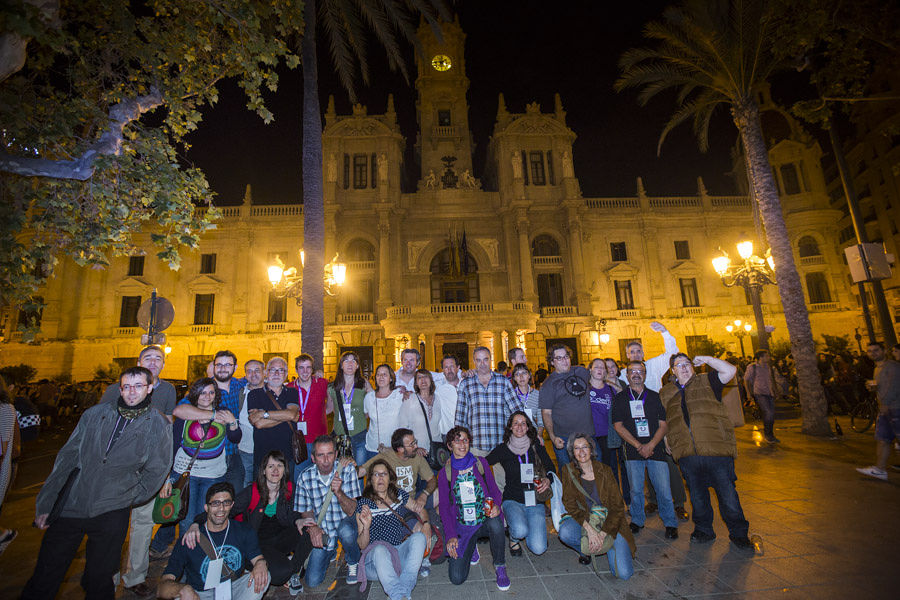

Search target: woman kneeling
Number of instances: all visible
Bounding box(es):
[558,433,635,580]
[356,459,430,600]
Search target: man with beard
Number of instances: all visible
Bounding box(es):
[540,344,591,467]
[22,367,171,600]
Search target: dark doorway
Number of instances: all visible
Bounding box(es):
[545,337,579,367]
[188,355,213,381]
[441,342,469,370]
[340,346,374,380]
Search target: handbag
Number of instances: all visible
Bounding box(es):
[266,388,308,464]
[333,390,354,460]
[153,421,210,524]
[416,396,449,470]
[565,463,614,556]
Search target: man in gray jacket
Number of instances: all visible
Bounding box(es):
[21,366,172,600]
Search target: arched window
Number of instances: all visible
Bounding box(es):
[345,239,375,262]
[531,235,560,257]
[798,236,821,257]
[805,272,831,304]
[430,248,479,303]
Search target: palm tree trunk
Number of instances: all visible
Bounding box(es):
[301,0,325,369]
[733,99,832,436]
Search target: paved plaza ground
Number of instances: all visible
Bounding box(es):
[1,414,899,599]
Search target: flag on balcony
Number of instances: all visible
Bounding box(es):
[461,230,469,274]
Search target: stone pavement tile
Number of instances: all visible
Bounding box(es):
[633,541,698,569]
[484,576,556,600]
[752,556,825,587]
[761,533,836,557]
[771,499,828,515]
[425,578,489,600]
[600,571,683,599]
[527,548,594,576]
[709,560,790,593]
[541,573,614,600]
[647,565,733,597]
[500,553,538,578]
[420,557,487,583]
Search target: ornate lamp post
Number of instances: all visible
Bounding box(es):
[268,251,346,305]
[713,240,775,351]
[725,319,752,357]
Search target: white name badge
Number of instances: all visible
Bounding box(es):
[520,462,534,483]
[344,402,354,431]
[205,557,223,590]
[462,504,477,524]
[523,490,536,507]
[215,580,232,600]
[635,418,650,438]
[629,400,645,419]
[297,421,307,435]
[459,479,477,504]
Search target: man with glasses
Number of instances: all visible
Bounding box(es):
[287,353,330,476]
[22,367,171,600]
[540,344,592,466]
[660,353,753,549]
[173,350,245,490]
[99,346,177,597]
[248,357,300,480]
[158,482,270,600]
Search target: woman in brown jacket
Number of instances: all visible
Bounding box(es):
[557,433,636,579]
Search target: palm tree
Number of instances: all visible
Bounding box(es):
[615,0,831,435]
[299,1,450,369]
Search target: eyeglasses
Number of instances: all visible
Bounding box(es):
[208,499,234,509]
[403,440,418,448]
[573,445,591,452]
[121,384,148,392]
[214,363,235,368]
[269,368,287,374]
[371,471,390,478]
[673,362,692,369]
[552,354,569,362]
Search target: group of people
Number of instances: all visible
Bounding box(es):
[21,323,760,599]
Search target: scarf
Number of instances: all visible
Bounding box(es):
[117,394,152,420]
[507,433,531,455]
[450,452,476,472]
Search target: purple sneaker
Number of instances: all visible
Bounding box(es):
[496,565,510,591]
[470,547,480,565]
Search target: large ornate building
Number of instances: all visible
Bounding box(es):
[0,20,868,381]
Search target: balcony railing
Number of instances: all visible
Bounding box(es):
[431,302,494,314]
[617,309,638,318]
[532,256,563,267]
[347,260,376,271]
[586,198,639,210]
[800,255,826,266]
[115,327,138,336]
[432,125,459,138]
[250,205,302,217]
[540,306,576,317]
[190,324,213,334]
[683,306,705,316]
[337,313,374,324]
[649,197,700,208]
[386,306,411,317]
[810,302,839,312]
[263,322,287,332]
[385,301,535,319]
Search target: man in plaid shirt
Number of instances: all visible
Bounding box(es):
[454,346,521,455]
[295,435,362,588]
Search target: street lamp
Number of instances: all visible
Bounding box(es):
[268,251,346,305]
[713,240,776,350]
[725,319,753,357]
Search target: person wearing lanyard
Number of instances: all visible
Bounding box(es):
[612,361,679,539]
[399,369,441,459]
[510,364,543,435]
[328,352,369,467]
[587,358,628,504]
[159,481,269,600]
[287,354,330,477]
[364,364,405,460]
[486,411,555,557]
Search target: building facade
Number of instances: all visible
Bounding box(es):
[0,20,866,381]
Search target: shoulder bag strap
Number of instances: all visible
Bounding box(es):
[197,532,235,577]
[383,494,418,534]
[265,387,297,437]
[317,487,335,526]
[565,463,591,513]
[334,387,351,434]
[416,395,435,448]
[181,421,212,478]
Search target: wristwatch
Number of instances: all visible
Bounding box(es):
[263,411,270,419]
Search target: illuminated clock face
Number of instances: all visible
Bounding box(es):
[431,54,452,71]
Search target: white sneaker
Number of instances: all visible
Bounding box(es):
[346,562,359,584]
[288,573,303,596]
[856,466,888,480]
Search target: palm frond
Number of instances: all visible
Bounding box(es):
[657,93,728,155]
[319,1,359,100]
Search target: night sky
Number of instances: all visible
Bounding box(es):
[184,0,749,206]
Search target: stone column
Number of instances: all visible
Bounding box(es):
[423,332,436,371]
[376,215,392,315]
[566,206,589,313]
[516,214,536,302]
[492,329,505,368]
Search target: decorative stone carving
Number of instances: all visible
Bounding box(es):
[473,237,500,268]
[378,152,388,182]
[562,151,574,178]
[459,169,480,189]
[423,170,438,189]
[407,240,430,271]
[327,153,337,182]
[511,152,522,179]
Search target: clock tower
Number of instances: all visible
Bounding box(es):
[414,17,475,186]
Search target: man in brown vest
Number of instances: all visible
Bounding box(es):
[660,353,752,549]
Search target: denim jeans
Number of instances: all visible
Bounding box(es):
[554,435,571,467]
[305,515,360,588]
[294,442,315,481]
[626,459,678,528]
[753,394,776,434]
[364,533,426,600]
[179,475,224,538]
[678,455,749,538]
[239,450,255,488]
[447,516,505,585]
[502,500,548,554]
[557,518,633,580]
[596,436,630,505]
[350,430,369,469]
[193,572,268,600]
[225,452,245,493]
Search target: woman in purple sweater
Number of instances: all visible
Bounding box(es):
[437,426,509,590]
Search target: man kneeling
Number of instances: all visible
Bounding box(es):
[158,482,270,600]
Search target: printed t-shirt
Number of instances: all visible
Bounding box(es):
[611,387,667,461]
[163,519,260,591]
[362,450,432,494]
[589,385,614,436]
